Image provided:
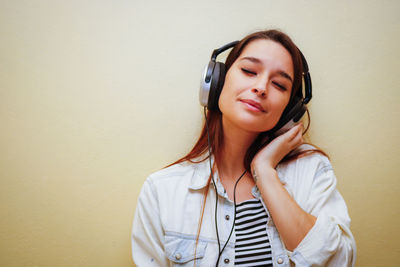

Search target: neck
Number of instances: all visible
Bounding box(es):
[217,117,258,180]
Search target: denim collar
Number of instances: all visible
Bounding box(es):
[187,155,261,201]
[187,155,229,199]
[188,155,215,190]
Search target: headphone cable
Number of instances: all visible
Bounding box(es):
[204,107,222,255]
[203,107,248,266]
[215,169,246,266]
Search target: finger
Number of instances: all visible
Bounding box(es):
[291,127,304,146]
[286,123,303,141]
[293,130,304,146]
[287,124,303,146]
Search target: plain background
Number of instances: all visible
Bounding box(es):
[1,0,399,266]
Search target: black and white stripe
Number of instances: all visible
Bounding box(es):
[234,199,273,266]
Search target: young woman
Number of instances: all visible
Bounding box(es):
[132,29,356,266]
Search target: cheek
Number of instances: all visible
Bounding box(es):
[270,94,291,118]
[218,73,237,110]
[276,98,289,113]
[218,86,232,113]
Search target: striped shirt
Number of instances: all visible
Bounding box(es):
[234,199,273,266]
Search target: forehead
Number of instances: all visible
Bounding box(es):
[238,39,294,74]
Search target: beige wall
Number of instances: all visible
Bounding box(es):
[1,0,399,266]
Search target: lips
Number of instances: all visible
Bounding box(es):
[240,99,265,112]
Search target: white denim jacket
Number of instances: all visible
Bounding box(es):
[132,145,356,266]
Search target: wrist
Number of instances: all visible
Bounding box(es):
[251,158,274,173]
[251,164,277,184]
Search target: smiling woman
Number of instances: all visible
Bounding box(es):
[131,29,356,266]
[219,39,293,133]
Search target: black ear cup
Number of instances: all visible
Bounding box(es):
[207,62,226,110]
[199,60,227,111]
[272,98,306,132]
[200,41,239,110]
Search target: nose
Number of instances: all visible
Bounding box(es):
[251,76,268,98]
[251,86,267,98]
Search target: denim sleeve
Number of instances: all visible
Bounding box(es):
[131,178,168,266]
[290,167,356,267]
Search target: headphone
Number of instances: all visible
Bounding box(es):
[199,40,312,135]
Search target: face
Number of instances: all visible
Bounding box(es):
[218,39,294,133]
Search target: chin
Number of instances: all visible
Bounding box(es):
[235,118,275,133]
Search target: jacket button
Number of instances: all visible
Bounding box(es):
[224,258,230,263]
[225,215,230,220]
[175,253,182,260]
[277,257,284,264]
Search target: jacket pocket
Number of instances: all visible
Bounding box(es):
[164,234,208,265]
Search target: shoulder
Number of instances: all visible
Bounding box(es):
[143,160,210,193]
[277,144,338,206]
[278,144,332,173]
[137,162,197,205]
[277,144,334,186]
[146,162,196,186]
[137,161,209,226]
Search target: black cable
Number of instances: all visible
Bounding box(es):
[203,107,221,255]
[215,169,246,266]
[203,107,248,266]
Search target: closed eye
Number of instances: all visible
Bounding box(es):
[241,68,257,76]
[272,81,287,91]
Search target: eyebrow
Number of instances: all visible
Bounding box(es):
[240,56,293,83]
